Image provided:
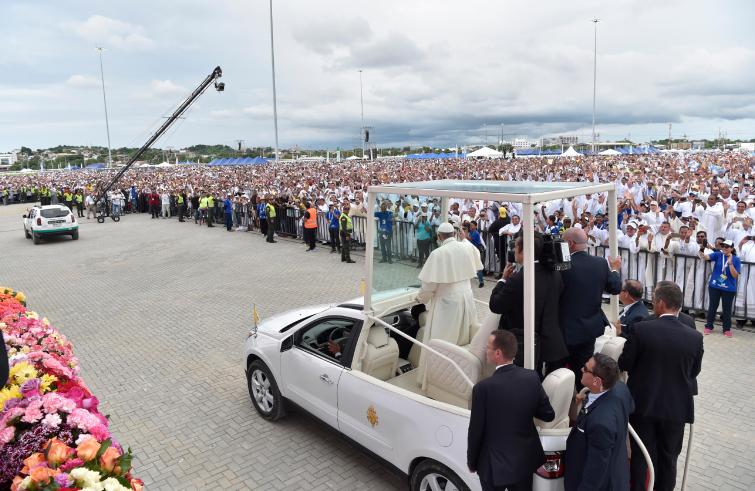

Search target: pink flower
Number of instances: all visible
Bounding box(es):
[22,405,44,424]
[42,413,62,428]
[89,424,110,441]
[67,408,102,431]
[21,378,41,398]
[59,458,85,472]
[42,392,76,414]
[0,426,14,444]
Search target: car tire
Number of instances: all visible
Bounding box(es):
[247,360,286,421]
[24,228,31,239]
[32,233,40,245]
[410,460,469,491]
[71,230,79,240]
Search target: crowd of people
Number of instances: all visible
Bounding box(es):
[2,151,754,322]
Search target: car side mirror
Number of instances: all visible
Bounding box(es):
[22,215,27,219]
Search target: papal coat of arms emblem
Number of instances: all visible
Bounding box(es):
[367,405,379,427]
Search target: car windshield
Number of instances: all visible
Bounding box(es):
[372,191,443,296]
[40,208,70,218]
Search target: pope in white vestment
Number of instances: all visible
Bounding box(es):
[417,222,479,346]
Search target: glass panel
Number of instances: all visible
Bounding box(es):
[371,192,443,299]
[41,208,71,218]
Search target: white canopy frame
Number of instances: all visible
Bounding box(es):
[365,179,618,370]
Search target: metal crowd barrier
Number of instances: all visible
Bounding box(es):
[591,246,753,320]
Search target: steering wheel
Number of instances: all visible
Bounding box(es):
[328,326,348,343]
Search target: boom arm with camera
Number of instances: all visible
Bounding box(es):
[95,66,225,218]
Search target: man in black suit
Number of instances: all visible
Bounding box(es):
[489,233,568,373]
[615,279,650,338]
[565,353,634,491]
[560,228,622,387]
[467,330,555,490]
[619,281,704,491]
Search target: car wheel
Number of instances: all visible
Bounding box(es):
[24,228,31,239]
[410,460,469,491]
[32,233,40,245]
[247,360,286,421]
[71,230,79,240]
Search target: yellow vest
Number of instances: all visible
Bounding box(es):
[207,197,215,208]
[177,195,184,205]
[64,192,73,201]
[339,213,353,233]
[199,197,208,209]
[266,203,276,218]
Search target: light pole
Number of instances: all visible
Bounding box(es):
[96,47,113,168]
[590,18,599,156]
[268,0,280,162]
[359,69,365,159]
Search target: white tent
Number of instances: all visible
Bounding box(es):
[467,146,503,158]
[345,155,363,160]
[561,146,583,157]
[156,162,174,168]
[598,148,622,156]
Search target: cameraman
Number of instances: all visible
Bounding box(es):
[489,232,568,375]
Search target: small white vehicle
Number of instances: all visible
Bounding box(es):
[244,180,656,491]
[23,205,79,244]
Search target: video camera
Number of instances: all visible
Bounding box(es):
[509,231,571,271]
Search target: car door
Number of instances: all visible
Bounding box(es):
[279,316,360,429]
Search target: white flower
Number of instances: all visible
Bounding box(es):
[81,486,105,491]
[70,468,103,488]
[103,477,131,491]
[75,433,92,445]
[41,413,62,428]
[18,476,32,490]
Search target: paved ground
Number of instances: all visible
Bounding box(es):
[1,203,753,490]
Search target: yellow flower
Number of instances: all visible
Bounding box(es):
[40,374,58,393]
[9,362,38,385]
[26,311,39,320]
[0,385,22,407]
[14,291,26,303]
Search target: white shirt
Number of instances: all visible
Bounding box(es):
[585,390,607,409]
[495,362,513,371]
[499,223,521,236]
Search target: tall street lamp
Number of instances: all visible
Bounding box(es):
[590,18,599,156]
[359,69,365,159]
[96,47,113,168]
[269,0,280,162]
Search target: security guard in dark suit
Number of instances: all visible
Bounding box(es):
[565,353,634,491]
[616,279,650,338]
[619,281,703,491]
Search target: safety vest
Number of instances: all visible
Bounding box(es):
[266,203,276,218]
[339,213,353,233]
[199,197,208,209]
[64,192,73,202]
[207,197,214,208]
[177,195,184,205]
[75,194,83,203]
[304,207,317,229]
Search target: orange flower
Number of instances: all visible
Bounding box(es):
[46,438,74,467]
[21,453,46,474]
[99,446,121,473]
[11,476,24,491]
[76,437,101,461]
[131,478,145,491]
[30,466,56,484]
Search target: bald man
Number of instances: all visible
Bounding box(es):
[559,228,622,387]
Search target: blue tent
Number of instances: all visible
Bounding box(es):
[85,163,106,169]
[405,152,463,159]
[207,157,270,166]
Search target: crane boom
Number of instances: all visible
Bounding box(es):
[97,66,224,202]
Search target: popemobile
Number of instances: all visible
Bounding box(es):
[243,180,659,491]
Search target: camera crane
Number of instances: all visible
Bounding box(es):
[95,66,225,222]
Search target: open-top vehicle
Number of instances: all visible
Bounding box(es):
[244,180,656,491]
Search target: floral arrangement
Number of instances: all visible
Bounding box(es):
[1,289,143,491]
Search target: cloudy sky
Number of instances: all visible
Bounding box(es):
[1,0,754,151]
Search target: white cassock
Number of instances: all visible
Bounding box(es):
[668,239,699,307]
[735,241,755,318]
[417,237,479,346]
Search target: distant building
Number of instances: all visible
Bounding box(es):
[0,151,17,170]
[692,141,706,150]
[739,142,755,152]
[503,137,534,149]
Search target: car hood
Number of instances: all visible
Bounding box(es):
[256,304,330,339]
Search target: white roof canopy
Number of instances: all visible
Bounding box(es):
[599,148,622,156]
[467,146,503,158]
[560,146,583,157]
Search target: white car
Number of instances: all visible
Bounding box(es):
[243,288,574,491]
[23,205,79,244]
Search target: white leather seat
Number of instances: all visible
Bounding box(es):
[535,368,575,430]
[362,325,399,381]
[424,339,481,409]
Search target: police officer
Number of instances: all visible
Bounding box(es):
[75,190,84,218]
[340,204,355,263]
[176,191,185,222]
[206,192,215,227]
[265,195,277,243]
